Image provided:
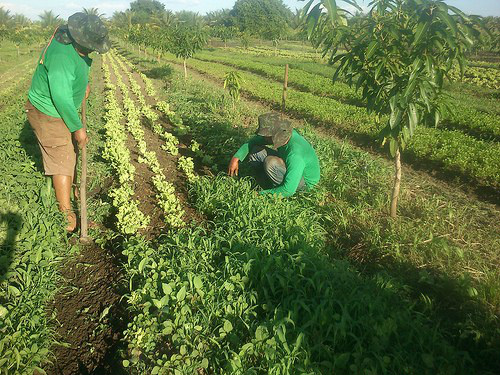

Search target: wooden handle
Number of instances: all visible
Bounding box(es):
[282,64,289,113]
[80,99,88,240]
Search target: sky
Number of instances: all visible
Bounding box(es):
[0,0,498,21]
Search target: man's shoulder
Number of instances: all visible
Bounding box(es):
[45,41,76,64]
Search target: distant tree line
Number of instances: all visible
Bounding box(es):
[0,7,104,55]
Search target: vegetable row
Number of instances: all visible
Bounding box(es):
[107,51,186,228]
[196,52,500,141]
[163,55,500,191]
[101,54,150,234]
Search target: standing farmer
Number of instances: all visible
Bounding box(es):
[26,12,110,231]
[228,113,320,197]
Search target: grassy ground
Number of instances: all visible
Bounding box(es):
[115,45,500,374]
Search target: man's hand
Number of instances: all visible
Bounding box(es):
[85,84,91,99]
[74,128,88,149]
[228,157,239,177]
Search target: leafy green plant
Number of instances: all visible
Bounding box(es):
[223,70,243,109]
[304,0,479,216]
[169,23,207,79]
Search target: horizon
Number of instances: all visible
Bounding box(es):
[0,0,499,21]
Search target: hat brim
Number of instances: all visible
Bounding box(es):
[68,21,110,54]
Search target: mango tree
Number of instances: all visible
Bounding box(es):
[304,0,478,217]
[169,22,207,79]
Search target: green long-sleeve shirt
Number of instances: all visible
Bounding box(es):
[28,39,92,132]
[234,130,320,197]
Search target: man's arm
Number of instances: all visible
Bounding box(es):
[260,156,305,197]
[229,135,266,176]
[233,135,266,161]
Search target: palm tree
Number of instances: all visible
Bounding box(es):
[112,10,134,30]
[13,14,31,28]
[150,9,175,28]
[83,7,104,18]
[0,7,13,27]
[39,10,62,30]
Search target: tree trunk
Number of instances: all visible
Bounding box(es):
[183,59,187,80]
[157,51,161,63]
[17,45,20,57]
[390,148,401,218]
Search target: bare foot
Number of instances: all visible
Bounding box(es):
[66,211,77,232]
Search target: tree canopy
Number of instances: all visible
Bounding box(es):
[230,0,292,40]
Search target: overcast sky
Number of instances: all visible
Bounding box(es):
[1,0,498,20]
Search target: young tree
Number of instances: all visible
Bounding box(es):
[9,27,31,57]
[214,25,238,48]
[169,22,207,79]
[224,71,243,109]
[305,0,479,217]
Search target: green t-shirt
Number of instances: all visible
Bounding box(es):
[234,129,321,197]
[28,39,92,132]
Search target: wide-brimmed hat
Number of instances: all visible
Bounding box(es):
[256,113,293,148]
[68,12,110,54]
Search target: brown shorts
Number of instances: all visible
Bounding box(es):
[25,100,77,179]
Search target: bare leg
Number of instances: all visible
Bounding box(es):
[52,175,76,231]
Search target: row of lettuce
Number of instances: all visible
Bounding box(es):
[111,49,499,375]
[0,66,69,373]
[157,53,500,193]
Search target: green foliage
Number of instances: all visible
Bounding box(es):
[159,55,500,191]
[169,23,207,60]
[212,25,239,46]
[224,70,243,107]
[82,7,104,18]
[196,50,500,140]
[38,10,62,30]
[130,0,165,24]
[0,6,12,27]
[0,61,67,374]
[205,9,234,28]
[121,174,478,374]
[230,0,292,40]
[305,0,478,154]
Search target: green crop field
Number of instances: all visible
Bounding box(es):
[1,1,500,375]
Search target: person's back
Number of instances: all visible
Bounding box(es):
[277,129,320,190]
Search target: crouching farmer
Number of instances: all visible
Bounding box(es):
[26,12,110,231]
[228,113,320,197]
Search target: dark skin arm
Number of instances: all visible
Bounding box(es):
[228,157,239,176]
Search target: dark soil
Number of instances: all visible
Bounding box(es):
[44,241,126,375]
